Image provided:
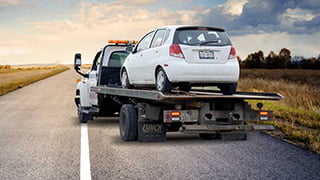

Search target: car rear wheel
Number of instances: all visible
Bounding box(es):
[156,68,172,93]
[179,84,191,92]
[219,83,237,95]
[121,69,132,89]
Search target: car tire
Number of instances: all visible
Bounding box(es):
[179,84,191,92]
[156,68,172,93]
[121,69,132,89]
[119,104,138,141]
[219,83,237,95]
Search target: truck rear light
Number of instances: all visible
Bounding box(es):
[228,46,236,60]
[169,44,185,59]
[171,111,181,116]
[260,111,268,116]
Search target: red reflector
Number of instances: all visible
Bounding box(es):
[228,46,236,59]
[171,111,181,116]
[260,111,268,116]
[169,44,185,59]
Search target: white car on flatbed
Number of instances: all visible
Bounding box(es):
[121,25,239,94]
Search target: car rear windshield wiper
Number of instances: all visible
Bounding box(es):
[199,40,219,46]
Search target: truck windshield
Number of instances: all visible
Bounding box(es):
[108,51,129,67]
[173,27,232,46]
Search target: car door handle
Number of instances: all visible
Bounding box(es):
[140,54,143,57]
[155,50,159,53]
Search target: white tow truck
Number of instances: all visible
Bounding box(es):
[74,40,284,142]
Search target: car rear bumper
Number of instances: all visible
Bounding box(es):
[162,59,239,84]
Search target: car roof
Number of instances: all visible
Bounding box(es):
[157,25,225,31]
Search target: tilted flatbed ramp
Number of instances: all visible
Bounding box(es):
[91,86,284,101]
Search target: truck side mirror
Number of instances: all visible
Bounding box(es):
[74,53,82,71]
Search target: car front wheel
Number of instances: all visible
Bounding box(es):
[156,68,172,93]
[121,69,132,89]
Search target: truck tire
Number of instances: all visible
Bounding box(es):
[156,68,172,93]
[121,69,132,89]
[219,83,237,95]
[199,133,217,140]
[78,104,92,123]
[119,104,138,141]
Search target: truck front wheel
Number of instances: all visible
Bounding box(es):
[78,107,91,124]
[119,104,138,141]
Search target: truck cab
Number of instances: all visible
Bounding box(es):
[74,40,136,123]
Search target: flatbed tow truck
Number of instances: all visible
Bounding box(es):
[74,40,284,142]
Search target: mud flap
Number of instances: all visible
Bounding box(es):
[138,120,166,142]
[137,103,166,142]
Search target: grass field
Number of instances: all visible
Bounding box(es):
[239,69,320,153]
[0,65,69,96]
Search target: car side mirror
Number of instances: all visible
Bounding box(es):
[74,53,82,71]
[125,46,133,52]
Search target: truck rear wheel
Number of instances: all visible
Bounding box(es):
[199,133,217,140]
[119,104,138,141]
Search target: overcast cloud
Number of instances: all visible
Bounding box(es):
[0,0,319,65]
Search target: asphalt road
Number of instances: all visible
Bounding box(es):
[0,69,320,180]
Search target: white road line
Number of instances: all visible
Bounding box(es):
[81,123,91,180]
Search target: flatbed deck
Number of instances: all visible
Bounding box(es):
[91,86,284,101]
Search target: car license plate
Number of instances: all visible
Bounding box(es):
[199,50,214,59]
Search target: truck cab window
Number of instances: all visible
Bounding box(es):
[108,51,130,67]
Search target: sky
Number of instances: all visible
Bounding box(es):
[0,0,319,65]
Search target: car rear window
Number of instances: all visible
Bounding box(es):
[173,27,232,46]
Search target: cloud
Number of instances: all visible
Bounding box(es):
[293,15,320,33]
[222,0,248,16]
[30,19,77,32]
[201,0,320,35]
[232,31,320,59]
[75,2,202,28]
[1,0,319,65]
[117,0,158,6]
[0,0,25,7]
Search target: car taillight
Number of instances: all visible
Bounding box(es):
[228,46,236,60]
[170,44,185,59]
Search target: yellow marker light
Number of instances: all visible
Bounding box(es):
[76,79,81,83]
[108,40,138,44]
